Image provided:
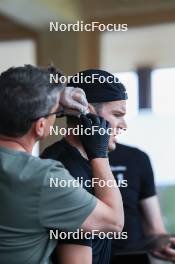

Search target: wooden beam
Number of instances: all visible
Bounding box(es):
[137,67,152,109]
[87,8,175,28]
[78,30,100,70]
[0,13,37,41]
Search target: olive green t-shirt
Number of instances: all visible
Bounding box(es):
[0,146,97,264]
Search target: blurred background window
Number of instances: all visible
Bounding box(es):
[0,40,36,72]
[114,72,139,120]
[152,67,175,116]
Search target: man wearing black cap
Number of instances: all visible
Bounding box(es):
[41,69,127,264]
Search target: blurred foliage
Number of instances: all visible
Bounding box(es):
[157,185,175,233]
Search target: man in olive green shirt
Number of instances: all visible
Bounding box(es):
[0,65,124,264]
[0,146,97,263]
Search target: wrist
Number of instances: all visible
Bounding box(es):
[87,150,108,161]
[90,157,109,165]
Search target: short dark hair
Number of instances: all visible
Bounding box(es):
[0,65,64,137]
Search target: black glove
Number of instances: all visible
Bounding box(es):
[79,113,110,160]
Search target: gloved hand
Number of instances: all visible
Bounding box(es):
[79,113,110,160]
[60,86,89,116]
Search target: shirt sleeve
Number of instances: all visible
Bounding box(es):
[139,152,156,200]
[38,161,97,231]
[58,236,93,247]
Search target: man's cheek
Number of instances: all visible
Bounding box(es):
[111,125,117,136]
[109,134,116,145]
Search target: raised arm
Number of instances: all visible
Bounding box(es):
[79,114,124,233]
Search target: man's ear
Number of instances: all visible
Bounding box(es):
[33,118,46,138]
[88,103,97,114]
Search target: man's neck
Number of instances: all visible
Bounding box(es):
[0,135,34,153]
[65,134,88,160]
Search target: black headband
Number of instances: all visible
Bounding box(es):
[68,69,128,103]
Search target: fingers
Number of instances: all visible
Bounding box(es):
[67,87,89,113]
[170,238,175,245]
[86,113,101,125]
[84,114,110,131]
[164,246,175,256]
[80,114,101,127]
[80,113,110,134]
[60,87,89,115]
[152,250,169,261]
[70,92,88,113]
[163,244,175,261]
[152,244,175,263]
[72,88,88,108]
[79,114,92,127]
[99,116,110,129]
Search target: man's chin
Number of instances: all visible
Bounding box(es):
[108,142,117,152]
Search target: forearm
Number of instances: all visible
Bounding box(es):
[56,244,92,264]
[90,158,124,231]
[140,197,175,262]
[79,114,124,232]
[140,196,166,236]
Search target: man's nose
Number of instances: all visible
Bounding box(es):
[120,118,127,131]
